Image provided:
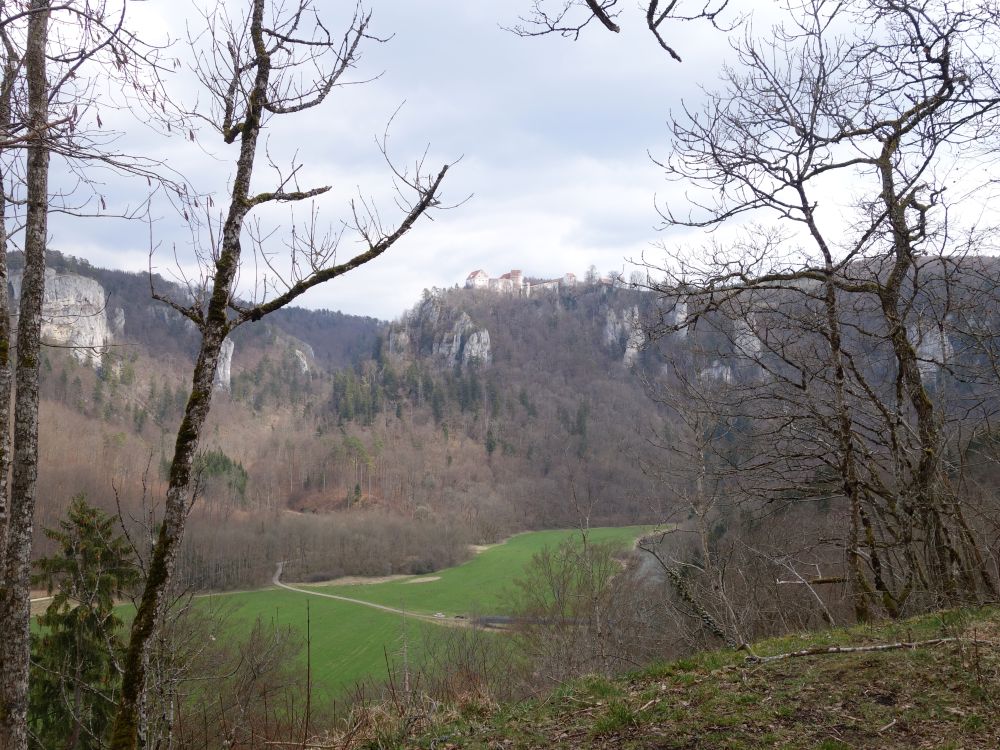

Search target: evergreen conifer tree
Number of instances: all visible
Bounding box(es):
[30,496,139,750]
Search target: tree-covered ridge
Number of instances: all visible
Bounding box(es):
[20,275,671,592]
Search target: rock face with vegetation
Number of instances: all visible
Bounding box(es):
[212,338,235,391]
[604,305,644,366]
[10,268,118,366]
[387,292,493,368]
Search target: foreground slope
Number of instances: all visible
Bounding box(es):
[409,607,1000,749]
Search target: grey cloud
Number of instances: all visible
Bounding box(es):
[47,0,734,320]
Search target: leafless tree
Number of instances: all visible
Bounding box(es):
[1,5,67,747]
[0,3,178,746]
[635,351,834,646]
[109,2,450,747]
[510,535,626,683]
[643,0,1000,620]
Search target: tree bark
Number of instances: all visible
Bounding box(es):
[109,5,268,746]
[876,138,960,604]
[0,3,51,748]
[0,28,18,568]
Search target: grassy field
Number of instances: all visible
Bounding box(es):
[301,525,649,617]
[198,586,436,701]
[198,525,648,697]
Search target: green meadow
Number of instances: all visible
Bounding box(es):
[197,586,437,700]
[301,525,649,617]
[175,526,648,697]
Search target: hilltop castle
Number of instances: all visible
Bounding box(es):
[465,269,577,297]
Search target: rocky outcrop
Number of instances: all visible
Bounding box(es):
[733,317,763,360]
[111,307,126,336]
[433,312,468,363]
[462,329,491,365]
[431,308,491,366]
[697,317,764,384]
[674,301,689,338]
[389,294,491,368]
[604,305,645,366]
[293,349,310,374]
[10,269,115,366]
[387,328,411,358]
[908,320,954,379]
[213,338,235,391]
[699,359,735,385]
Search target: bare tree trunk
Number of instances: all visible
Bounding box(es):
[111,5,277,745]
[0,29,18,567]
[109,1,446,742]
[111,331,227,750]
[0,3,50,748]
[820,265,880,621]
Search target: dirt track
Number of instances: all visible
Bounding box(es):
[271,562,471,628]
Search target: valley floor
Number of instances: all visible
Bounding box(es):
[197,526,650,696]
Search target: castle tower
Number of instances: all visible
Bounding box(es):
[466,270,489,289]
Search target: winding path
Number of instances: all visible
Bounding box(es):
[272,562,469,627]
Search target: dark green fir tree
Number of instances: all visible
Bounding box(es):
[29,496,139,750]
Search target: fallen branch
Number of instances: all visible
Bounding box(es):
[745,636,998,664]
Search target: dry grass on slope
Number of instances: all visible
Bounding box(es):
[387,607,1000,750]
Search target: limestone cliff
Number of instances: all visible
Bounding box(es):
[213,338,236,391]
[388,293,491,368]
[293,349,310,374]
[699,359,735,385]
[462,328,491,365]
[908,320,955,379]
[604,305,645,366]
[733,317,763,360]
[699,316,766,384]
[10,268,116,366]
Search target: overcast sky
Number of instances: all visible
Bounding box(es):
[38,1,750,321]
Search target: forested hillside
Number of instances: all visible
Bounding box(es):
[23,251,1000,614]
[22,256,677,590]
